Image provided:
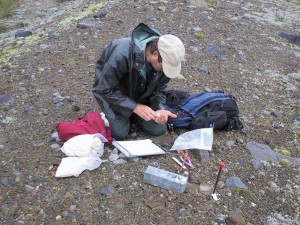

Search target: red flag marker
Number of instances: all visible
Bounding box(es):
[212,161,225,197]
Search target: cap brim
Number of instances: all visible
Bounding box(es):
[162,61,181,78]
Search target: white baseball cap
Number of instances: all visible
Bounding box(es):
[158,34,185,78]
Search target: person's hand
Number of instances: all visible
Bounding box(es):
[133,104,158,121]
[153,109,177,124]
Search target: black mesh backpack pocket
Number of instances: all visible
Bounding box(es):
[191,111,227,130]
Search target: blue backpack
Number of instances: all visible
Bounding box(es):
[166,91,243,131]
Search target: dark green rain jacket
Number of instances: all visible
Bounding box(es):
[92,23,170,119]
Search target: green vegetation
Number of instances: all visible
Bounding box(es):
[287,0,300,5]
[91,5,99,12]
[0,0,18,18]
[0,23,8,32]
[280,159,289,166]
[274,147,291,156]
[275,17,284,22]
[234,188,248,195]
[194,33,206,40]
[280,149,291,156]
[284,189,294,198]
[205,0,216,8]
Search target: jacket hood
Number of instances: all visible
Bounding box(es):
[132,23,161,52]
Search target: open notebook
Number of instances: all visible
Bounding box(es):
[112,139,166,158]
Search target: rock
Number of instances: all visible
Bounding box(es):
[236,138,244,144]
[191,149,210,162]
[77,18,101,29]
[69,205,77,211]
[188,172,199,184]
[264,212,300,225]
[72,105,80,111]
[109,153,119,161]
[25,184,35,192]
[51,132,61,142]
[271,109,282,118]
[179,208,190,217]
[94,7,109,18]
[145,199,165,209]
[267,181,281,193]
[225,176,248,190]
[15,30,32,38]
[40,44,51,49]
[226,140,236,148]
[56,215,62,220]
[0,94,14,105]
[278,32,300,45]
[113,159,127,165]
[48,30,59,39]
[100,187,112,197]
[203,45,221,55]
[199,65,209,74]
[50,143,61,151]
[225,209,246,225]
[250,159,263,169]
[1,177,10,187]
[245,141,300,166]
[158,6,166,11]
[187,0,209,9]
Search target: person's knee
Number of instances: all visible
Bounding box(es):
[144,124,166,136]
[106,114,130,140]
[112,130,128,140]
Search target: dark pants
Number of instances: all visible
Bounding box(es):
[106,114,167,140]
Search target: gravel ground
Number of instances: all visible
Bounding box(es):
[0,0,300,224]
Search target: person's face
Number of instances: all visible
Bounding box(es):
[149,51,163,72]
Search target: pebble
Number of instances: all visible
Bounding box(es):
[226,209,246,225]
[69,205,77,211]
[51,132,61,142]
[1,177,9,187]
[72,105,80,111]
[25,184,35,192]
[268,181,281,193]
[226,140,236,148]
[199,65,209,74]
[179,208,190,217]
[109,153,119,161]
[145,200,165,209]
[236,138,244,144]
[113,159,127,165]
[100,187,112,197]
[188,172,199,184]
[56,215,62,220]
[50,143,61,151]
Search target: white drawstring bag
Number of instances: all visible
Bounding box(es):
[60,133,107,157]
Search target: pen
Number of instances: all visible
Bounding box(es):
[153,142,168,152]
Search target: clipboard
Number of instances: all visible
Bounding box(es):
[112,139,166,158]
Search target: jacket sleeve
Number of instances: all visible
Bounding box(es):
[92,41,137,118]
[149,74,170,110]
